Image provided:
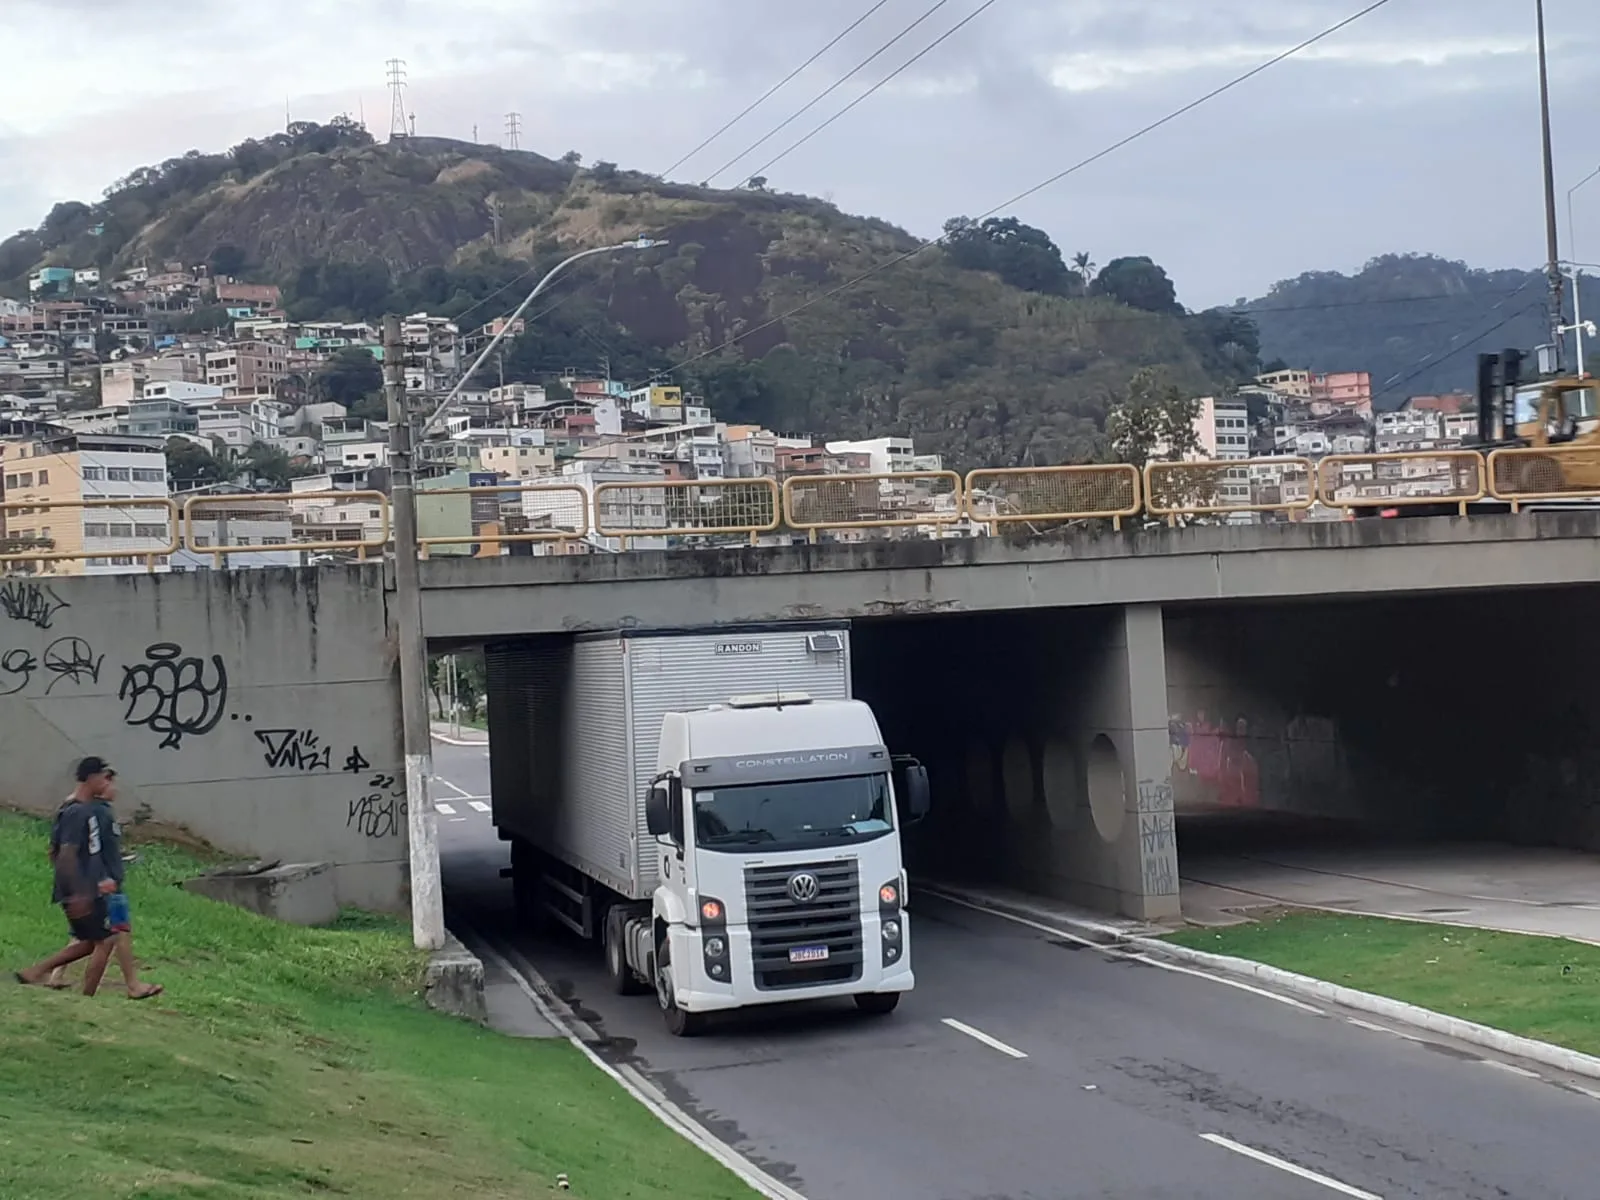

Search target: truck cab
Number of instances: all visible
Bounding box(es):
[629,692,928,1035]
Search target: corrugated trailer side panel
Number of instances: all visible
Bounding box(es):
[622,627,852,895]
[564,638,641,899]
[486,638,570,848]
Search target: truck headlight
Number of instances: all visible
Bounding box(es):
[882,919,900,941]
[704,935,726,958]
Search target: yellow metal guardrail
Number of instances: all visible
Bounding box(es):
[1144,457,1315,523]
[1486,444,1600,510]
[414,484,590,558]
[964,465,1142,530]
[782,471,963,539]
[0,496,180,572]
[1317,452,1485,515]
[183,490,390,564]
[592,477,780,547]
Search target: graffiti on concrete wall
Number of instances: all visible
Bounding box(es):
[348,772,407,838]
[119,642,229,750]
[0,647,37,696]
[0,581,70,630]
[42,637,103,694]
[1135,776,1180,896]
[1169,712,1260,810]
[256,728,334,772]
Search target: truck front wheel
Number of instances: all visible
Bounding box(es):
[656,940,706,1037]
[605,907,647,996]
[855,992,901,1016]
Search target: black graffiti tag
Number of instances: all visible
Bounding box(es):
[42,637,103,695]
[0,581,70,630]
[348,793,406,839]
[119,643,228,750]
[0,648,37,696]
[256,728,332,772]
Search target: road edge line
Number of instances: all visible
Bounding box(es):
[459,922,809,1200]
[924,883,1600,1083]
[430,731,487,747]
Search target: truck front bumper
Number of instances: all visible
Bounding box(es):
[669,910,915,1014]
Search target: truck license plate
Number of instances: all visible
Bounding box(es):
[789,945,830,964]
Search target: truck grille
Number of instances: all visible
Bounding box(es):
[744,860,863,991]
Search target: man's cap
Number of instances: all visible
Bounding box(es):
[75,756,112,782]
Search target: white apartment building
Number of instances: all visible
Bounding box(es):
[824,436,916,475]
[723,425,777,478]
[0,433,173,575]
[174,504,298,571]
[532,459,669,553]
[290,474,388,546]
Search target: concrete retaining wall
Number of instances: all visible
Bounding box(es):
[0,568,405,910]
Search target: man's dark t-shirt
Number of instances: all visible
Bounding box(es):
[51,800,119,904]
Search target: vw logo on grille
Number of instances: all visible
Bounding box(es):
[787,872,820,903]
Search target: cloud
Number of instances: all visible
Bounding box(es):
[3,0,1599,308]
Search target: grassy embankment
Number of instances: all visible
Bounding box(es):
[0,811,755,1199]
[1168,910,1600,1057]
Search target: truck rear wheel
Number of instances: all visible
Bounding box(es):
[604,907,647,996]
[656,940,705,1037]
[854,992,901,1016]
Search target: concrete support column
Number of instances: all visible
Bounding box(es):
[1032,603,1180,920]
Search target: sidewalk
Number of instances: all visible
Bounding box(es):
[431,720,487,745]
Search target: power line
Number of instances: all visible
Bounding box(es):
[664,0,1398,376]
[744,0,1001,184]
[701,0,958,187]
[1373,279,1544,401]
[661,0,894,179]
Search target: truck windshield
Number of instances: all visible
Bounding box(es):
[692,774,893,853]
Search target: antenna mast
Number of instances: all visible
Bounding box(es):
[386,58,409,141]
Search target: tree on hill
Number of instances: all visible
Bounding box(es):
[164,438,234,487]
[943,216,1080,297]
[312,346,383,409]
[209,243,247,278]
[1092,256,1181,314]
[1106,368,1200,469]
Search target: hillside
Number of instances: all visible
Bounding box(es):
[0,120,1238,469]
[1245,253,1599,408]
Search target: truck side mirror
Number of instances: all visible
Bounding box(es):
[896,760,930,825]
[646,783,672,838]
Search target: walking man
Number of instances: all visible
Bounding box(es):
[16,758,130,996]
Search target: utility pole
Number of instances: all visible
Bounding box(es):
[383,314,444,950]
[1537,0,1565,367]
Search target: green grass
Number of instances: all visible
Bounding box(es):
[1168,911,1600,1057]
[0,811,755,1199]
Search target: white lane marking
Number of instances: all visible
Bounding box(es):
[923,889,1325,1016]
[941,1017,1028,1059]
[1346,1018,1395,1035]
[434,802,457,815]
[469,800,491,813]
[438,778,474,799]
[1480,1059,1542,1079]
[1199,1134,1382,1199]
[1572,1085,1600,1102]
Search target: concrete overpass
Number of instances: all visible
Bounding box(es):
[5,512,1600,922]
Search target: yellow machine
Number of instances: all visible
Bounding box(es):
[1475,351,1600,495]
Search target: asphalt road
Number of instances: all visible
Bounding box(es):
[433,737,1600,1200]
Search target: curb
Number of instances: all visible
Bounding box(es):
[923,884,1600,1085]
[431,730,488,747]
[457,923,808,1200]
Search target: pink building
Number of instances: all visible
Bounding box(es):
[1310,371,1373,418]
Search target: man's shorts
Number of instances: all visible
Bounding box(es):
[64,896,114,943]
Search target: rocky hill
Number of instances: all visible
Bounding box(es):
[2,119,1245,468]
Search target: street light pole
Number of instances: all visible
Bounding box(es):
[1536,0,1566,367]
[383,313,444,951]
[419,238,667,439]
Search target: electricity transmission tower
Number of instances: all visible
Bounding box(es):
[386,59,409,141]
[504,112,522,151]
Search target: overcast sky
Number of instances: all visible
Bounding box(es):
[4,0,1599,307]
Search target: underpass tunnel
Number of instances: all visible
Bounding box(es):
[854,606,1177,920]
[1165,587,1600,924]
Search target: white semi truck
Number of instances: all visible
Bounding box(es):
[485,623,929,1036]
